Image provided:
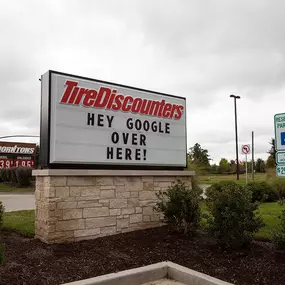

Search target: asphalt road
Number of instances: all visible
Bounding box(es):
[0,194,35,212]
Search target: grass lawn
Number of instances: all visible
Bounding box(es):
[0,183,34,193]
[199,173,269,185]
[255,202,284,240]
[3,210,35,237]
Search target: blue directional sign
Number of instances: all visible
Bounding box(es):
[281,132,285,146]
[275,113,285,178]
[274,113,285,151]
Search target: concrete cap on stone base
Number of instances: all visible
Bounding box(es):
[32,169,195,177]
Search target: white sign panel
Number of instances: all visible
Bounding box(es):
[276,151,285,165]
[42,71,187,168]
[276,165,285,177]
[274,113,285,151]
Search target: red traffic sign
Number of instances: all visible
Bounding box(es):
[241,144,250,155]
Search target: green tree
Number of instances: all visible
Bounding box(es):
[210,164,219,174]
[266,156,275,168]
[188,143,210,167]
[267,138,276,164]
[229,159,236,173]
[218,158,230,173]
[255,158,266,173]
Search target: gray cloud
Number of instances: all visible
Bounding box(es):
[0,0,283,163]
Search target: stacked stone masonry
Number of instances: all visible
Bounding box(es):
[34,173,193,243]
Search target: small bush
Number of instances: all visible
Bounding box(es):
[0,201,4,265]
[5,168,12,182]
[205,181,264,248]
[10,167,18,186]
[0,201,4,229]
[271,180,285,200]
[266,187,279,202]
[190,176,203,198]
[154,180,201,235]
[245,181,275,203]
[272,209,285,250]
[16,167,32,187]
[0,169,8,182]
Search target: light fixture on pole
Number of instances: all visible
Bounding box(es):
[230,94,241,180]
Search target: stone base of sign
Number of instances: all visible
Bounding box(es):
[32,169,195,244]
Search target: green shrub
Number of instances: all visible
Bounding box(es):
[205,181,264,248]
[16,167,32,187]
[0,201,4,265]
[266,187,279,202]
[190,176,203,198]
[271,180,285,200]
[0,169,8,182]
[245,181,275,203]
[5,168,12,182]
[0,201,4,229]
[10,167,18,186]
[272,209,285,250]
[154,180,201,235]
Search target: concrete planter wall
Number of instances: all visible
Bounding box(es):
[63,261,233,285]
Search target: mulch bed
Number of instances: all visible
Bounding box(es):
[0,227,285,285]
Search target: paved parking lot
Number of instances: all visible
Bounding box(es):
[0,194,35,212]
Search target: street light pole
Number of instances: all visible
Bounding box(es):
[230,94,241,180]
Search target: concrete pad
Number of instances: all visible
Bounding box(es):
[62,261,233,285]
[143,278,185,285]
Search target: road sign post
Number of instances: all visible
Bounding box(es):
[241,144,250,184]
[252,131,254,181]
[274,113,285,178]
[245,153,248,184]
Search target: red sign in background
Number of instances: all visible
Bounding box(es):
[0,158,35,169]
[0,141,36,169]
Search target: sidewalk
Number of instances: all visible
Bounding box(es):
[0,193,35,212]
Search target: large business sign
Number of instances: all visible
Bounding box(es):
[274,113,285,177]
[0,141,36,169]
[40,70,187,169]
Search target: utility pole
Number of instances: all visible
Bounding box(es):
[230,94,241,180]
[252,131,254,181]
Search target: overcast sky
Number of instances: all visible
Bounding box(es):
[1,0,284,164]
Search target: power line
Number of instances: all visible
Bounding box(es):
[0,135,40,140]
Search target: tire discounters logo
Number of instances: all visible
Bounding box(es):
[60,80,184,120]
[41,71,187,168]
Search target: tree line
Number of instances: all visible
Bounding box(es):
[187,138,276,174]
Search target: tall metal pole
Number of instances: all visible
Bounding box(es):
[234,98,240,180]
[252,131,254,181]
[230,94,241,180]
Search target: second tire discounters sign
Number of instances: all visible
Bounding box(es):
[40,70,187,169]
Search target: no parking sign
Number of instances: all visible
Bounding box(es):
[241,144,250,184]
[241,144,250,155]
